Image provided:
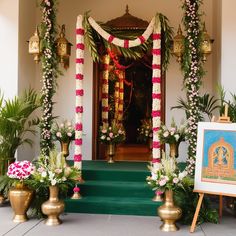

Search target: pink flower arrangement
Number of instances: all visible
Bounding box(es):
[51,120,75,143]
[7,161,34,180]
[99,122,126,144]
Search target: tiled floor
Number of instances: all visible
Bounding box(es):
[0,205,236,236]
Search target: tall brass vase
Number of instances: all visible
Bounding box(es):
[169,142,179,158]
[107,143,115,163]
[41,185,65,226]
[9,183,33,223]
[158,190,182,232]
[60,141,70,158]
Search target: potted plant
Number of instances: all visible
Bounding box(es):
[137,118,153,149]
[7,160,34,222]
[0,89,40,175]
[32,150,80,226]
[51,120,75,158]
[147,153,187,231]
[99,121,126,163]
[158,119,186,158]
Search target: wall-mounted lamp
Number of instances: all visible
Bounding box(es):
[28,27,41,63]
[28,24,72,69]
[172,25,185,63]
[172,23,213,63]
[56,24,72,70]
[201,23,213,63]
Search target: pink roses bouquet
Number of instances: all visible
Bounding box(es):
[7,160,34,182]
[51,120,75,143]
[99,121,126,144]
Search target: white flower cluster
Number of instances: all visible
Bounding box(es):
[40,0,57,155]
[183,0,202,175]
[147,153,188,191]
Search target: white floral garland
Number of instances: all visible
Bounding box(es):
[75,14,161,169]
[75,15,84,169]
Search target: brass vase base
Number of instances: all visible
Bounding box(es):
[41,186,65,226]
[152,195,163,202]
[13,214,28,223]
[44,216,62,226]
[158,190,182,232]
[160,222,179,232]
[71,192,82,200]
[107,156,115,164]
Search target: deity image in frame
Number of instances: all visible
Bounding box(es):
[194,122,236,196]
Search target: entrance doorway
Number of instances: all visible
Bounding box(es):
[91,8,165,161]
[92,55,165,161]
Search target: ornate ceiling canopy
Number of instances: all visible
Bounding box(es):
[106,5,149,30]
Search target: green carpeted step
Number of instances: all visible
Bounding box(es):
[65,161,186,216]
[68,160,151,182]
[82,169,149,182]
[65,196,161,216]
[79,180,153,198]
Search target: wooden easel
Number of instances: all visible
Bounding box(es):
[190,105,232,233]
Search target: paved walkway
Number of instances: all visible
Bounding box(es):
[0,205,236,236]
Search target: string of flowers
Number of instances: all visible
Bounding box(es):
[182,0,204,176]
[101,54,110,128]
[40,0,59,156]
[152,18,162,166]
[75,15,85,169]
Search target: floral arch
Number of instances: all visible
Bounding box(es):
[74,13,172,170]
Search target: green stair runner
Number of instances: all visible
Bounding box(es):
[65,161,162,216]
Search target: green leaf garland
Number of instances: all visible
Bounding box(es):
[181,0,204,176]
[39,0,59,156]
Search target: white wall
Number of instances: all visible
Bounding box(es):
[0,0,19,99]
[17,0,37,161]
[221,0,236,100]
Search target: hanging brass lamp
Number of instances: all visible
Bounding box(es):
[201,23,213,62]
[56,24,72,69]
[172,25,185,63]
[28,26,41,63]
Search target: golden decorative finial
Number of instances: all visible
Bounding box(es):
[126,5,129,14]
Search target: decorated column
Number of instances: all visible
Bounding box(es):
[151,21,162,166]
[101,54,110,128]
[75,15,85,169]
[40,0,59,156]
[182,0,203,176]
[117,70,124,125]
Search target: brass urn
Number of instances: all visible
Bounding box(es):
[107,143,115,163]
[60,141,70,158]
[158,190,182,232]
[9,183,34,223]
[169,142,179,158]
[41,185,65,226]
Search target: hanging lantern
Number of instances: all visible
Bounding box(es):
[201,23,213,62]
[172,25,185,63]
[56,24,72,69]
[28,26,41,63]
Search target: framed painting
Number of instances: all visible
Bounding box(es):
[194,122,236,196]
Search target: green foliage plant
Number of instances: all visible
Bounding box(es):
[174,177,218,225]
[0,89,40,175]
